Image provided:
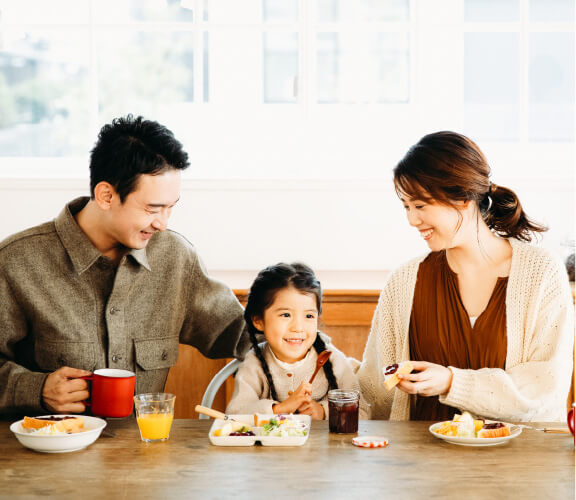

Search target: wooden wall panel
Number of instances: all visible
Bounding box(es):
[164,290,379,418]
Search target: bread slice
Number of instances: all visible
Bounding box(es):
[477,423,511,438]
[383,361,414,390]
[22,416,84,434]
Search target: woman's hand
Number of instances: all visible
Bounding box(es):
[296,399,325,420]
[272,381,312,415]
[396,361,453,397]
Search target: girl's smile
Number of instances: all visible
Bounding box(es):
[252,286,318,364]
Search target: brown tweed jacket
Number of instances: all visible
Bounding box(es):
[0,197,250,414]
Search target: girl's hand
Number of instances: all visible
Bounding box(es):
[272,381,312,415]
[396,361,453,397]
[296,400,325,420]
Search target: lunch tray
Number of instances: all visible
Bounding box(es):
[208,414,311,447]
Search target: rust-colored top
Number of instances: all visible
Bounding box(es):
[409,251,508,421]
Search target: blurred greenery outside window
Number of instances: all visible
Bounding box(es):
[0,0,573,179]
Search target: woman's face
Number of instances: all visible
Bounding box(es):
[399,191,472,252]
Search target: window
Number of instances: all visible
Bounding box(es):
[0,0,573,181]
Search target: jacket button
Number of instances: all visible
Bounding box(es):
[161,350,168,361]
[110,307,116,315]
[112,355,118,362]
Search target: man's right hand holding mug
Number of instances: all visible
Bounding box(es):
[42,366,91,413]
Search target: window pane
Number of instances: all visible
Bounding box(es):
[317,0,409,23]
[207,0,262,23]
[263,32,298,103]
[530,0,575,22]
[529,32,575,141]
[464,33,520,141]
[0,0,89,24]
[0,30,90,156]
[93,0,194,23]
[263,0,298,23]
[464,0,520,22]
[97,31,194,123]
[317,32,409,103]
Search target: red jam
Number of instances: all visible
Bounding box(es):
[384,364,398,376]
[482,422,505,430]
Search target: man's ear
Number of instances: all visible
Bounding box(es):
[93,182,115,210]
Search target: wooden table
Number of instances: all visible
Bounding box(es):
[1,419,573,499]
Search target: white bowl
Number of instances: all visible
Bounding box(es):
[10,415,107,453]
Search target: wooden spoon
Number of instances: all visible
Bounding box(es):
[308,350,332,384]
[194,405,251,428]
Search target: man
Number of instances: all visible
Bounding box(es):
[0,115,250,414]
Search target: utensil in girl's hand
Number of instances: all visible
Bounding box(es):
[309,350,332,384]
[194,405,252,428]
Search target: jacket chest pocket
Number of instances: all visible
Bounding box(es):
[134,336,179,370]
[35,341,96,372]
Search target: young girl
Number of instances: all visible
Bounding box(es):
[226,262,370,420]
[358,131,574,422]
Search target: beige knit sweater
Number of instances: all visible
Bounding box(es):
[227,340,370,419]
[358,239,574,422]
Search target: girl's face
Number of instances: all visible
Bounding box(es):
[253,286,318,364]
[400,191,473,252]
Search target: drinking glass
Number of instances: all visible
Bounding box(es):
[134,393,175,442]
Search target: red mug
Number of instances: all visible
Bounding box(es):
[81,369,136,418]
[568,403,575,443]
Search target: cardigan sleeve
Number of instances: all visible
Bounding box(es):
[357,274,405,419]
[440,251,574,422]
[225,351,278,415]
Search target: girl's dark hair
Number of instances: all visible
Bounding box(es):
[245,262,337,402]
[393,131,547,242]
[89,114,190,202]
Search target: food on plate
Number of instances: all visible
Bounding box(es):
[253,413,271,427]
[433,412,510,439]
[261,415,308,437]
[477,422,511,438]
[22,416,85,434]
[383,361,414,390]
[212,420,255,437]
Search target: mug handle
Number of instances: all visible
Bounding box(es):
[79,374,94,407]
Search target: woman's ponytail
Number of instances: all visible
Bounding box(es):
[482,183,547,242]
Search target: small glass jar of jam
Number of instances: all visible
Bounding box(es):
[328,389,359,434]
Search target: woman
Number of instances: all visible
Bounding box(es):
[358,131,574,422]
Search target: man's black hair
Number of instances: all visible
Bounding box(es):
[89,114,190,202]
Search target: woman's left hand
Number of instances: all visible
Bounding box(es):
[396,361,453,397]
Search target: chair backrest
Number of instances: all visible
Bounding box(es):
[199,359,241,417]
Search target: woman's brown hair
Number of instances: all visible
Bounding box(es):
[393,131,547,242]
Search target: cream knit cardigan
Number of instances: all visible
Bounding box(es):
[357,239,574,422]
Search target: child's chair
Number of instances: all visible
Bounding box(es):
[199,359,241,418]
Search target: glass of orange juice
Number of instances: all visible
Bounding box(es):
[134,393,176,442]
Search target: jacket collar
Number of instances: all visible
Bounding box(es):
[55,197,151,274]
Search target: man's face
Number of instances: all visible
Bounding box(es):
[105,169,181,250]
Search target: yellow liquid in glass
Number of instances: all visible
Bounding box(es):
[137,413,174,440]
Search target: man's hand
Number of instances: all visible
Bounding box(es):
[272,381,312,415]
[296,399,325,420]
[42,366,92,413]
[396,361,453,397]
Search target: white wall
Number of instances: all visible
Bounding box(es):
[1,174,573,289]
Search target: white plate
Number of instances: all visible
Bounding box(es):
[209,414,311,447]
[429,421,522,447]
[10,415,107,453]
